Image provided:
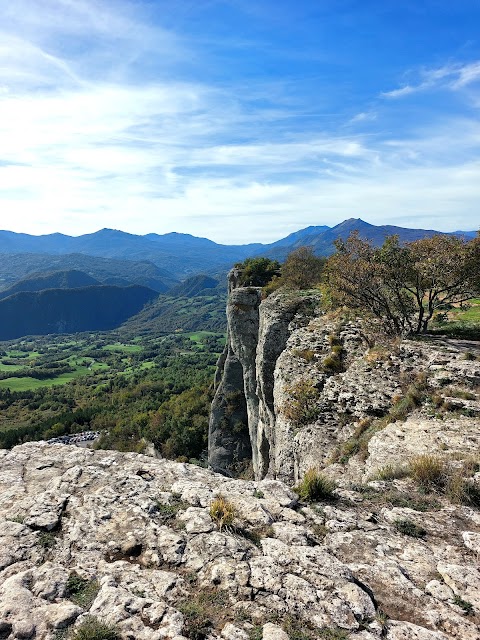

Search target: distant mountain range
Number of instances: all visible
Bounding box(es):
[0,219,475,282]
[260,219,477,261]
[0,219,475,341]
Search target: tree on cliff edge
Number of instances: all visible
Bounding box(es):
[235,257,281,287]
[280,246,325,290]
[326,232,480,335]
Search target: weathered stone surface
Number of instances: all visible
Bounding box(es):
[211,276,480,488]
[262,622,289,640]
[462,530,480,555]
[365,415,480,480]
[386,621,449,639]
[1,442,478,639]
[208,279,262,476]
[255,291,320,479]
[208,343,251,475]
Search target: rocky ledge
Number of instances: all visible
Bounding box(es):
[0,443,479,639]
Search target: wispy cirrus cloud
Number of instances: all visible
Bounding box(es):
[382,60,480,99]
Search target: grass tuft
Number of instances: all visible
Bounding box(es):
[372,464,409,481]
[394,518,427,538]
[294,469,337,502]
[445,474,480,507]
[408,455,445,490]
[178,589,228,640]
[453,594,474,615]
[66,573,100,610]
[282,379,320,427]
[209,496,237,530]
[70,616,120,640]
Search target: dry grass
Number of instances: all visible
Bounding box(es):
[372,464,409,482]
[409,455,446,490]
[209,496,237,530]
[282,378,320,426]
[70,617,120,640]
[333,373,431,464]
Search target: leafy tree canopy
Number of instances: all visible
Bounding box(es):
[280,246,326,290]
[234,257,281,287]
[326,231,480,335]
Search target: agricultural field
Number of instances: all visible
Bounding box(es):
[0,330,226,462]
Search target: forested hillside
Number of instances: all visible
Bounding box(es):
[0,331,224,463]
[120,293,227,337]
[0,269,100,299]
[0,253,177,292]
[0,285,158,340]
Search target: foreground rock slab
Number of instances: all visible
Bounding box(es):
[0,443,478,639]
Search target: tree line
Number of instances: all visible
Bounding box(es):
[236,231,480,335]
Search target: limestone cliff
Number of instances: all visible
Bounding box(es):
[208,269,321,479]
[209,272,480,486]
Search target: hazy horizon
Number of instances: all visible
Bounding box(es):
[0,217,477,247]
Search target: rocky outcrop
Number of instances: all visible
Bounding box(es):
[208,270,320,478]
[210,272,480,487]
[254,293,321,479]
[208,279,262,475]
[1,442,479,639]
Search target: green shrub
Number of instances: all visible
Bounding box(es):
[70,616,120,640]
[375,609,389,633]
[445,474,480,507]
[37,531,57,550]
[248,627,263,640]
[178,590,227,640]
[178,600,212,640]
[322,354,344,374]
[282,615,320,640]
[453,594,474,615]
[280,247,325,290]
[318,630,349,640]
[294,469,337,502]
[234,257,281,287]
[239,524,275,546]
[328,334,342,347]
[394,518,427,538]
[292,348,316,362]
[282,379,319,426]
[66,573,99,609]
[154,494,190,524]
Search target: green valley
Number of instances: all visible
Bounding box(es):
[0,329,226,463]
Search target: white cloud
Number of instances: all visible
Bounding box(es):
[0,1,479,243]
[349,111,377,124]
[381,85,416,99]
[453,61,480,88]
[382,60,480,99]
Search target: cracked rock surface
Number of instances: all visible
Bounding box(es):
[0,443,479,639]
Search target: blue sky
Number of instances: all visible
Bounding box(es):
[0,0,479,243]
